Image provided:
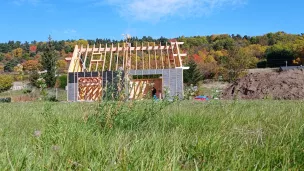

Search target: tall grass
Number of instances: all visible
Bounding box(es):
[1,100,304,170]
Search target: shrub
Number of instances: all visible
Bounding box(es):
[257,60,267,68]
[0,75,13,93]
[0,97,11,103]
[29,71,40,87]
[58,75,67,89]
[45,94,58,102]
[22,86,32,94]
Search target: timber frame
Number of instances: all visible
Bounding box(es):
[66,41,188,101]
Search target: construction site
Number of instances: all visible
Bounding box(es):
[65,37,188,102]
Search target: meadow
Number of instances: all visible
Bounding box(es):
[1,100,304,170]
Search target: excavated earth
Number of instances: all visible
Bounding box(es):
[222,69,304,100]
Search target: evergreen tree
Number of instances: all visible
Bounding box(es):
[41,35,58,87]
[183,59,202,85]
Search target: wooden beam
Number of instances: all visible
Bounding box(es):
[175,42,183,67]
[154,42,157,69]
[116,43,119,71]
[82,44,89,72]
[122,43,125,70]
[135,42,138,70]
[171,43,177,68]
[142,42,144,70]
[129,43,132,70]
[148,42,150,70]
[166,42,171,68]
[160,42,164,69]
[109,43,113,71]
[88,44,95,71]
[102,43,107,72]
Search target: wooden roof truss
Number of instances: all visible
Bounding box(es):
[67,42,186,73]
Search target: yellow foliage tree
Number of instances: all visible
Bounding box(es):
[56,60,67,73]
[12,48,23,58]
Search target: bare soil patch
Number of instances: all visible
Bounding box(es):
[222,69,304,100]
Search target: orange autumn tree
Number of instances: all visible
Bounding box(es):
[30,45,37,53]
[22,60,42,71]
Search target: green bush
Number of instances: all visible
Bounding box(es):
[29,71,40,87]
[257,60,267,68]
[58,75,67,89]
[0,75,13,93]
[0,97,11,103]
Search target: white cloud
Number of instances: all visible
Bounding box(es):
[13,0,42,6]
[64,29,77,34]
[104,0,246,21]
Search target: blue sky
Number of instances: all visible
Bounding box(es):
[0,0,303,42]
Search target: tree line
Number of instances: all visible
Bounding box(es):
[0,32,303,85]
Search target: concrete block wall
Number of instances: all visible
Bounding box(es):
[67,68,184,101]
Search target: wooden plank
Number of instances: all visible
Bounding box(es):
[160,42,164,69]
[102,43,107,72]
[82,44,89,71]
[116,43,119,71]
[175,43,183,67]
[122,43,125,70]
[166,42,171,68]
[109,43,113,71]
[142,42,144,70]
[135,42,138,70]
[88,44,95,71]
[154,42,157,69]
[171,43,177,68]
[129,43,132,70]
[148,42,150,69]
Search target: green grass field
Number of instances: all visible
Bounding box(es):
[1,100,304,170]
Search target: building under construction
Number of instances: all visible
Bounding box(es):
[66,40,188,101]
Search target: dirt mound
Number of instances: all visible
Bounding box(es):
[222,69,304,100]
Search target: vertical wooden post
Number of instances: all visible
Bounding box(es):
[129,42,132,70]
[142,42,144,70]
[135,42,138,70]
[171,43,176,68]
[154,42,157,69]
[96,44,102,71]
[109,43,113,71]
[122,43,125,70]
[148,42,151,70]
[76,44,83,72]
[102,43,107,72]
[89,44,95,72]
[160,42,164,69]
[176,43,183,67]
[166,42,171,68]
[116,43,119,71]
[82,44,89,72]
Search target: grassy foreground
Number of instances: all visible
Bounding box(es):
[1,100,304,170]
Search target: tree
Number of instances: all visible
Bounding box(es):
[0,53,4,62]
[4,59,18,72]
[30,45,37,53]
[22,60,42,71]
[56,59,67,73]
[224,47,258,81]
[0,75,13,93]
[266,44,295,67]
[12,48,23,58]
[41,35,58,87]
[184,59,202,85]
